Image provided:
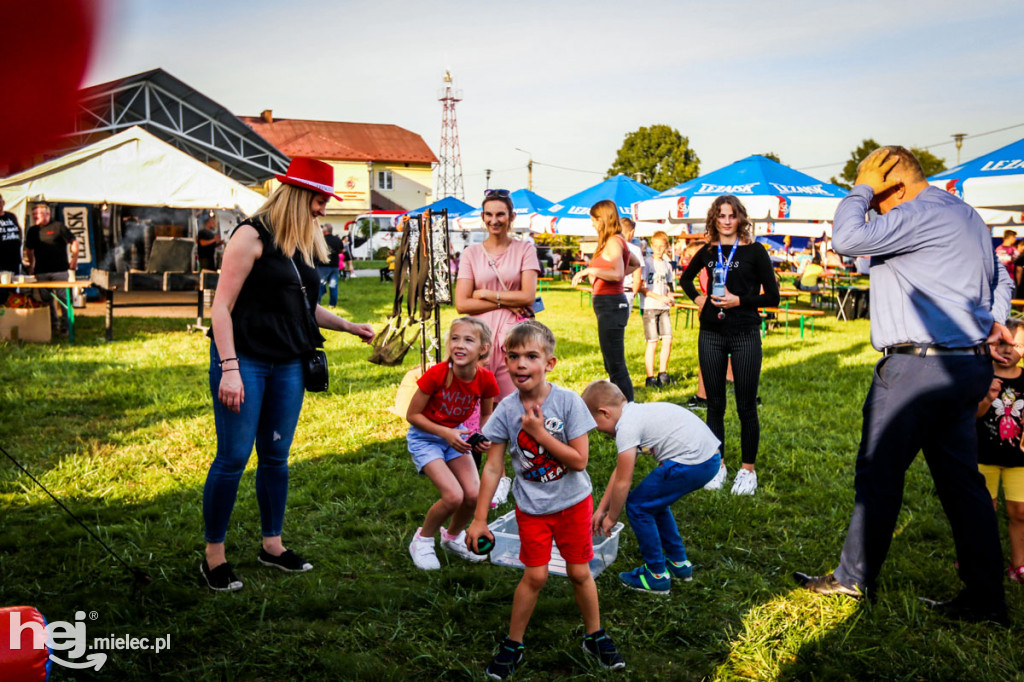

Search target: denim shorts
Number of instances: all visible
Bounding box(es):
[407,424,469,473]
[642,308,672,341]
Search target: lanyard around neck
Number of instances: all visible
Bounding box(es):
[716,242,738,282]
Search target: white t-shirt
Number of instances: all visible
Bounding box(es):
[615,402,720,466]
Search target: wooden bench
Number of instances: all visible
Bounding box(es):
[760,305,825,339]
[576,285,593,307]
[537,277,554,292]
[673,301,700,329]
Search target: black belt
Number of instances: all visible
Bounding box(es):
[882,344,989,357]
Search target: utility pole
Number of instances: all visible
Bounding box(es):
[515,147,533,191]
[952,133,967,165]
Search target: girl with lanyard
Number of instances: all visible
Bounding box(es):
[679,195,779,495]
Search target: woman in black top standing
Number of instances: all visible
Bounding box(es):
[201,158,375,591]
[680,195,779,496]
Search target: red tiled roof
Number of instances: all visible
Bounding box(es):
[241,116,437,164]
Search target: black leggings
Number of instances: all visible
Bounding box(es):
[698,327,762,465]
[594,293,634,402]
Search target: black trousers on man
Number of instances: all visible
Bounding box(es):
[833,351,1006,611]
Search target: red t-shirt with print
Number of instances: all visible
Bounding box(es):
[416,362,500,428]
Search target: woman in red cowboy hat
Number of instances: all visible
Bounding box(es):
[200,157,375,592]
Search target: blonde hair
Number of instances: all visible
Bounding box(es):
[505,320,556,357]
[651,230,669,246]
[253,184,328,266]
[590,199,622,258]
[443,317,494,387]
[581,380,626,413]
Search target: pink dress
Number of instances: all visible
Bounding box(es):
[458,239,541,400]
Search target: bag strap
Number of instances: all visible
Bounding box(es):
[287,257,323,349]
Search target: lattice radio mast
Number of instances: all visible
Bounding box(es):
[436,70,465,200]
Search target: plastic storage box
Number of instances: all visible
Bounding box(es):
[487,509,624,578]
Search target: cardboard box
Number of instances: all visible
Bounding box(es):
[0,307,52,342]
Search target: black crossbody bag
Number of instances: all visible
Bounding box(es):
[288,258,329,392]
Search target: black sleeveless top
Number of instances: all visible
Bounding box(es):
[210,217,325,361]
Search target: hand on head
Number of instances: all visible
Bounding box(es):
[855,149,902,196]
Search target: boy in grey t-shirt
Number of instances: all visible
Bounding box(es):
[583,380,721,595]
[467,321,625,679]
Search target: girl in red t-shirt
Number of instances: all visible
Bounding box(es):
[406,317,500,570]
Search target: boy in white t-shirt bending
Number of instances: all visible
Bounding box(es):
[583,380,721,595]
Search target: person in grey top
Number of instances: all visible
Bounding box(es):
[795,146,1013,626]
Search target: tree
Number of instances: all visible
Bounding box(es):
[830,138,947,189]
[759,152,782,164]
[606,125,700,191]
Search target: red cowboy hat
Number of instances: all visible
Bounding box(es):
[275,157,343,201]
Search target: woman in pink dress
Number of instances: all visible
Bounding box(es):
[455,190,540,399]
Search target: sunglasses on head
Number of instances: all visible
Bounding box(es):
[484,189,511,198]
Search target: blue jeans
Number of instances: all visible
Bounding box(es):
[318,266,339,307]
[203,343,305,543]
[833,353,1005,610]
[625,453,721,574]
[593,293,633,401]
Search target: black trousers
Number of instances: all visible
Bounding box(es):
[833,352,1005,609]
[698,327,762,465]
[593,293,633,402]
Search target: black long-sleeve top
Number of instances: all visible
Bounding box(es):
[679,242,780,332]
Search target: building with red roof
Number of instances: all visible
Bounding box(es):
[242,111,437,227]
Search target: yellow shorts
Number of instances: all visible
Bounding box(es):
[978,464,1024,503]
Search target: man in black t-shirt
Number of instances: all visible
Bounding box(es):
[196,217,222,271]
[0,194,22,305]
[24,202,78,332]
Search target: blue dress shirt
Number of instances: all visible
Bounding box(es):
[832,184,1011,350]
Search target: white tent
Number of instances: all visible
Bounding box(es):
[0,125,266,224]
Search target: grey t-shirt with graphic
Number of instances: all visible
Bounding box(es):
[615,401,720,465]
[483,383,596,516]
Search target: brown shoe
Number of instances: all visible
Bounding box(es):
[793,571,862,598]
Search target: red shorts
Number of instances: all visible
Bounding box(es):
[515,495,594,567]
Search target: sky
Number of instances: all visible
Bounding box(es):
[85,0,1024,204]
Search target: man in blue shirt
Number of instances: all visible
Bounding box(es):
[794,146,1012,626]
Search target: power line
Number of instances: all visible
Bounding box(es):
[796,121,1024,172]
[533,160,605,175]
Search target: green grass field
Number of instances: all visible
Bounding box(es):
[1,278,1021,680]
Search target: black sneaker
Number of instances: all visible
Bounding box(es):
[645,376,659,388]
[200,559,243,592]
[686,395,707,409]
[257,547,313,572]
[486,637,525,680]
[582,629,625,670]
[658,372,672,386]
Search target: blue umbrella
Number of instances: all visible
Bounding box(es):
[536,174,658,235]
[929,138,1024,213]
[457,189,554,230]
[398,195,474,220]
[635,156,846,228]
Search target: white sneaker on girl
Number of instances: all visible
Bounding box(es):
[409,527,441,570]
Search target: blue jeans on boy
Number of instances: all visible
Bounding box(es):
[318,266,339,307]
[203,343,305,543]
[625,452,721,574]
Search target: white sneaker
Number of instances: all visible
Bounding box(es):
[440,526,487,562]
[490,476,512,508]
[731,468,758,495]
[409,528,440,570]
[704,463,727,490]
